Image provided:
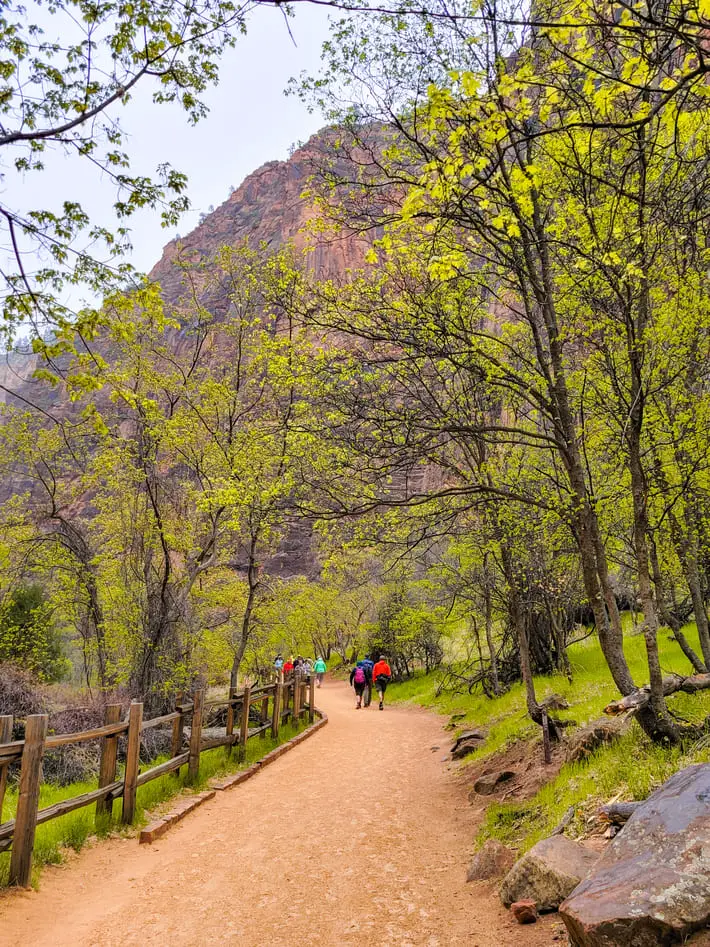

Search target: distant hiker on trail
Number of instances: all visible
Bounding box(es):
[361,654,375,707]
[372,655,392,710]
[302,657,312,682]
[283,658,294,675]
[274,654,284,672]
[349,661,368,709]
[313,656,327,687]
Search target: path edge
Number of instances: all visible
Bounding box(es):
[139,710,328,845]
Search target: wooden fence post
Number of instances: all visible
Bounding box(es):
[292,673,300,720]
[225,687,237,759]
[9,714,48,887]
[308,674,316,724]
[238,685,251,762]
[0,714,12,820]
[122,701,143,825]
[95,704,122,824]
[188,689,204,784]
[260,694,269,739]
[271,681,282,740]
[171,691,184,778]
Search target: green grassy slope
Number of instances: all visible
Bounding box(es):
[389,617,710,851]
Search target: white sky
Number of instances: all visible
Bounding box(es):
[11,5,333,283]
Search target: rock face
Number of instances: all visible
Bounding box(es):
[451,729,486,759]
[149,129,373,309]
[500,835,600,912]
[560,764,710,946]
[473,770,516,795]
[466,840,516,882]
[565,717,629,764]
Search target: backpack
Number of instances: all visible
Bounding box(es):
[354,666,366,684]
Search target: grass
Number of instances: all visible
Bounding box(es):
[0,716,309,888]
[388,615,710,852]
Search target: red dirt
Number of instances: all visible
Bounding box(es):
[0,681,563,945]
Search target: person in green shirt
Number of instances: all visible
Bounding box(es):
[313,656,327,687]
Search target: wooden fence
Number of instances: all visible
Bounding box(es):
[0,671,315,887]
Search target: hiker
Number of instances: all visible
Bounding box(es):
[361,654,375,707]
[302,657,312,683]
[283,657,294,675]
[274,654,284,672]
[313,655,327,687]
[372,655,392,710]
[349,661,368,709]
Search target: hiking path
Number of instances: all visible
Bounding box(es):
[0,680,560,946]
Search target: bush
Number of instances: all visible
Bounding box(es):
[0,663,48,722]
[0,584,68,682]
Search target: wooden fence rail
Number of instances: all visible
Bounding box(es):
[0,671,313,887]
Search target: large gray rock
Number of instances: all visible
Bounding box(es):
[473,769,516,795]
[466,840,515,882]
[500,835,600,912]
[560,763,710,946]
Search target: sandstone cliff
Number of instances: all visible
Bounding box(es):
[149,129,371,307]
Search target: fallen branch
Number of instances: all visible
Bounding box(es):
[604,673,710,716]
[597,801,640,825]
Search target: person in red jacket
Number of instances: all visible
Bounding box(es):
[283,658,294,675]
[371,655,392,711]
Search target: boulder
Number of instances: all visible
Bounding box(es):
[500,835,600,912]
[511,900,538,924]
[560,763,710,946]
[565,717,629,764]
[473,770,516,795]
[451,729,486,759]
[540,693,570,711]
[466,840,516,882]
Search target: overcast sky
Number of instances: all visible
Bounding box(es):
[12,6,334,286]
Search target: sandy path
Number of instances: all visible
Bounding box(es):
[0,681,559,946]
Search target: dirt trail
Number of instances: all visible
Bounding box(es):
[0,681,559,946]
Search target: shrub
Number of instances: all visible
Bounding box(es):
[0,663,48,722]
[0,584,68,682]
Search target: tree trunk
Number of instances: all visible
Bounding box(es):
[229,535,260,690]
[672,511,710,667]
[649,535,706,673]
[483,571,502,696]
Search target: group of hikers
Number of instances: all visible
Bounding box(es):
[273,654,328,687]
[349,654,392,711]
[272,651,393,710]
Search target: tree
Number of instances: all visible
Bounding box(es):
[297,0,710,740]
[0,0,262,339]
[0,582,67,681]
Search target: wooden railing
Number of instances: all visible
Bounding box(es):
[0,671,315,887]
